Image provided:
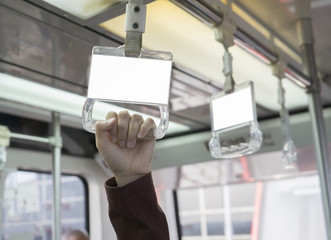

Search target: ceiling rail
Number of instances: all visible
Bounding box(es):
[170,0,310,89]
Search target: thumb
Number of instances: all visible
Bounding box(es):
[95,118,116,147]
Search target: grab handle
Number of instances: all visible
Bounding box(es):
[209,122,262,158]
[82,98,169,139]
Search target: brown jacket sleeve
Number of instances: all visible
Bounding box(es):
[105,172,170,240]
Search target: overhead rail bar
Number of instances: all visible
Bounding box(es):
[170,0,222,26]
[0,112,63,240]
[170,0,311,89]
[295,0,331,239]
[234,29,277,64]
[284,66,311,88]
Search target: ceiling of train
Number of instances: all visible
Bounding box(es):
[0,0,330,157]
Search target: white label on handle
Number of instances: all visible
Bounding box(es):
[212,86,255,131]
[87,55,172,105]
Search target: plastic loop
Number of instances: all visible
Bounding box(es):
[209,122,263,158]
[82,99,169,140]
[282,140,297,169]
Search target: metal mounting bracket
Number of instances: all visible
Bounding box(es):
[272,58,287,80]
[222,51,235,93]
[214,11,236,49]
[49,136,63,148]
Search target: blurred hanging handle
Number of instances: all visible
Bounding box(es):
[209,82,263,158]
[272,59,297,168]
[209,14,262,158]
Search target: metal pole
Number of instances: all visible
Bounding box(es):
[223,185,233,240]
[10,132,50,144]
[51,112,62,240]
[222,160,233,240]
[0,170,10,238]
[296,1,331,238]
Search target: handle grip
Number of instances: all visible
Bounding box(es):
[82,98,169,139]
[209,122,262,158]
[282,140,297,169]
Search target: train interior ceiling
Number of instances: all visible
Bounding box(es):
[0,0,331,240]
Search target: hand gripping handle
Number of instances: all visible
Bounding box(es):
[82,98,169,139]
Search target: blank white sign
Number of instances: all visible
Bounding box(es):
[212,86,255,131]
[87,54,172,105]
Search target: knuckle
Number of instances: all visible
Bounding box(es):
[145,118,155,126]
[106,111,117,119]
[131,114,143,122]
[118,110,130,119]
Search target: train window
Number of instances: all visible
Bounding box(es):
[176,174,327,240]
[177,183,256,240]
[259,175,327,240]
[1,170,88,240]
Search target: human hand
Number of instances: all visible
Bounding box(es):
[95,111,156,186]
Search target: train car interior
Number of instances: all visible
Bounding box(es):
[0,0,331,239]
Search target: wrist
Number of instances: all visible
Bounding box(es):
[115,173,149,187]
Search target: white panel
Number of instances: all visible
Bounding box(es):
[88,55,172,105]
[212,87,254,131]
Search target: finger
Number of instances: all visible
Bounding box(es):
[127,114,144,148]
[138,118,156,140]
[106,111,118,143]
[95,118,116,150]
[117,111,130,148]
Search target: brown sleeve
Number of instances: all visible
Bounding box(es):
[105,172,170,240]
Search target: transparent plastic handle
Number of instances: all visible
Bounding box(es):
[209,122,263,158]
[82,98,169,139]
[209,82,262,158]
[279,79,297,169]
[280,108,297,169]
[282,140,297,169]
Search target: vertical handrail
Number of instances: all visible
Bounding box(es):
[51,112,62,240]
[222,160,234,240]
[1,115,63,239]
[223,185,233,240]
[296,1,331,239]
